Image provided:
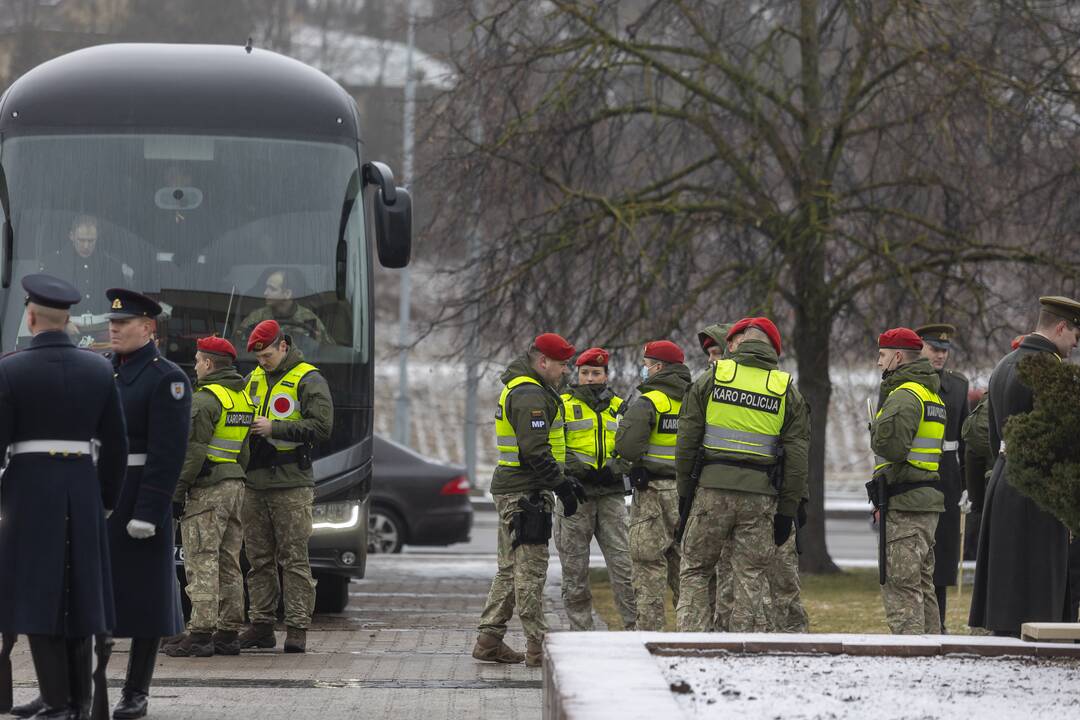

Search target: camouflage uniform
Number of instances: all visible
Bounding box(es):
[882,511,939,633]
[234,302,333,347]
[478,491,554,642]
[712,542,734,631]
[765,532,808,632]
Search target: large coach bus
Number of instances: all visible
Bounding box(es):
[0,43,412,613]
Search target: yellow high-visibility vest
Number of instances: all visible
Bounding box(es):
[874,381,945,472]
[245,361,318,452]
[495,376,566,467]
[641,389,681,466]
[703,359,789,461]
[200,384,256,464]
[561,393,622,468]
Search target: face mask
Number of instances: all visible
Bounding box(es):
[639,365,651,382]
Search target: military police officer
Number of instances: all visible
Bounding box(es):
[609,340,691,632]
[556,347,636,631]
[914,323,970,630]
[165,337,254,658]
[675,318,809,633]
[104,289,191,719]
[0,275,128,720]
[871,328,946,635]
[474,333,586,667]
[239,320,333,653]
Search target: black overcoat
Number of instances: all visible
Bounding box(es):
[933,368,969,586]
[0,331,128,636]
[969,333,1071,634]
[107,340,190,638]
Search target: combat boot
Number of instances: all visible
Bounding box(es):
[9,695,44,718]
[159,632,185,652]
[471,633,524,664]
[525,638,543,668]
[237,623,276,650]
[212,630,241,656]
[161,633,213,658]
[283,627,306,654]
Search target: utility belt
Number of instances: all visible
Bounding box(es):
[865,478,939,507]
[702,455,782,492]
[510,491,552,549]
[247,439,312,471]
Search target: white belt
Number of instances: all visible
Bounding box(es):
[9,440,95,457]
[999,441,1006,455]
[942,440,960,452]
[128,454,147,467]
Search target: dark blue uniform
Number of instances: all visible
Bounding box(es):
[107,340,190,639]
[0,331,128,635]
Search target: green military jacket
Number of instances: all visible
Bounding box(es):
[175,367,251,501]
[962,395,992,509]
[696,324,731,357]
[871,357,946,513]
[234,301,333,346]
[562,383,624,497]
[489,356,566,495]
[675,339,809,517]
[609,363,692,480]
[244,346,334,491]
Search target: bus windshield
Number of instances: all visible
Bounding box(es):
[0,133,370,457]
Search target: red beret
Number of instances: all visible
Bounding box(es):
[575,347,609,367]
[533,333,575,361]
[197,336,237,360]
[728,317,783,355]
[701,336,717,351]
[247,319,283,352]
[644,340,684,364]
[878,327,923,351]
[1011,334,1026,351]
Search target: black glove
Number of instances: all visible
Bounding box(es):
[597,466,617,486]
[582,467,601,485]
[773,513,795,546]
[555,478,588,517]
[628,466,649,491]
[674,495,694,544]
[172,502,185,521]
[797,499,808,528]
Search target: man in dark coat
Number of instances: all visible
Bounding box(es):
[0,274,128,720]
[104,289,191,719]
[970,296,1080,636]
[915,323,969,631]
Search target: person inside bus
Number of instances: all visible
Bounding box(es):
[233,267,334,348]
[41,214,134,303]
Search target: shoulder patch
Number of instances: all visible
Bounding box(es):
[170,382,186,400]
[530,418,547,430]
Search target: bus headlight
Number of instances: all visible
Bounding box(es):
[312,501,361,531]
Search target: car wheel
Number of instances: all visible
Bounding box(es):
[314,573,350,614]
[368,505,405,554]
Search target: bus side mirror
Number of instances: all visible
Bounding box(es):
[363,161,412,269]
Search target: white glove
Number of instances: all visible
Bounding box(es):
[126,519,156,539]
[958,490,972,514]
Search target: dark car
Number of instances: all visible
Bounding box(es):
[369,434,473,553]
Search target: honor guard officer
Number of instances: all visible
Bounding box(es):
[609,340,692,632]
[164,337,253,658]
[0,274,128,720]
[474,333,586,667]
[914,323,970,631]
[105,288,191,719]
[556,347,636,631]
[239,320,333,654]
[870,328,946,634]
[971,298,1080,636]
[675,318,810,633]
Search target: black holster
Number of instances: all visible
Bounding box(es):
[510,492,552,549]
[296,444,313,471]
[628,466,649,491]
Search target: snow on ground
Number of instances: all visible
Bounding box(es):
[659,653,1080,719]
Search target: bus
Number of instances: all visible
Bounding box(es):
[0,43,412,613]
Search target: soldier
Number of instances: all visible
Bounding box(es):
[675,318,809,632]
[473,333,586,667]
[105,288,191,719]
[914,323,970,632]
[238,320,334,653]
[164,337,254,658]
[0,275,127,720]
[970,298,1080,636]
[610,340,691,632]
[870,328,946,635]
[233,268,332,347]
[556,347,636,631]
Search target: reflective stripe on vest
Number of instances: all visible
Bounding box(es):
[703,359,789,461]
[495,376,566,467]
[200,384,256,464]
[245,361,318,451]
[874,381,945,472]
[641,390,680,466]
[560,393,623,469]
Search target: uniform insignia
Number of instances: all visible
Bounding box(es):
[253,342,264,350]
[170,382,185,399]
[112,298,123,310]
[530,419,547,430]
[531,410,544,417]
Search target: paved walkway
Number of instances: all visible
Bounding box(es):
[8,553,588,719]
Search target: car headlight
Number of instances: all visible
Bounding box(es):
[312,501,361,531]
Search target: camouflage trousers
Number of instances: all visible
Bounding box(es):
[554,493,636,631]
[714,531,806,632]
[478,491,553,644]
[881,510,939,635]
[677,488,776,632]
[242,486,316,629]
[629,479,681,631]
[181,479,246,633]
